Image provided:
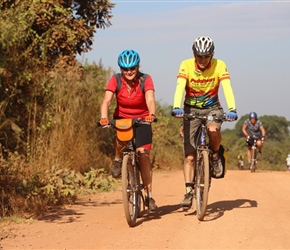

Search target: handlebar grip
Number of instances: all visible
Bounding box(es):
[97,121,111,127]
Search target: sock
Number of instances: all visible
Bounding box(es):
[148,192,152,198]
[185,183,194,193]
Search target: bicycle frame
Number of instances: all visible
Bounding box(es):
[121,138,145,227]
[195,120,211,221]
[104,118,155,227]
[249,135,259,173]
[183,113,227,221]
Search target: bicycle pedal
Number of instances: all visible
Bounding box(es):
[181,205,192,211]
[147,209,156,214]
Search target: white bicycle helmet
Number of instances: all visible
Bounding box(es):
[192,36,215,56]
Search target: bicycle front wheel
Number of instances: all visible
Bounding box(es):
[195,150,210,221]
[251,148,256,173]
[122,154,138,227]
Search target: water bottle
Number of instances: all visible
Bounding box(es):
[200,131,206,145]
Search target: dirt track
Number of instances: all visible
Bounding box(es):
[1,169,290,249]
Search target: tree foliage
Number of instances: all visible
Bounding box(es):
[259,115,290,141]
[0,0,114,153]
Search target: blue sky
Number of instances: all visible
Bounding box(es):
[81,0,290,129]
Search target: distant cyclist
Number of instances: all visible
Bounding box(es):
[237,152,244,170]
[242,112,266,169]
[171,36,238,209]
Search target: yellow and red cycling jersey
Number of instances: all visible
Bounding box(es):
[173,58,236,110]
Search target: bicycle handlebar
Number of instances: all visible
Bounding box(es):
[247,135,264,141]
[97,117,157,128]
[180,113,229,122]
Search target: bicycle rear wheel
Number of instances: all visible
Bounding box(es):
[122,154,138,227]
[195,150,210,221]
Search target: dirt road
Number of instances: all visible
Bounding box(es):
[1,169,290,249]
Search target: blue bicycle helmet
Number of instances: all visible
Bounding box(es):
[249,112,258,119]
[117,50,140,68]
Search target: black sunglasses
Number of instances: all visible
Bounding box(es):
[195,54,211,59]
[121,66,137,72]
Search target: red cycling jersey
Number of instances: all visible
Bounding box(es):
[106,74,155,118]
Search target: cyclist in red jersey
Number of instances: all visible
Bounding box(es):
[99,50,157,211]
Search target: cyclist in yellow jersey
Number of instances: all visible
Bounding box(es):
[172,36,238,208]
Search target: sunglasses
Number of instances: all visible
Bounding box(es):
[195,54,212,59]
[121,66,137,72]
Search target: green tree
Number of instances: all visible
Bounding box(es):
[234,114,248,137]
[260,115,290,141]
[0,0,114,153]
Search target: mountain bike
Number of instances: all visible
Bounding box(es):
[183,113,228,221]
[247,135,263,173]
[103,118,156,227]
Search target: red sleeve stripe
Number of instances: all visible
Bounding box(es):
[177,75,188,80]
[219,76,230,81]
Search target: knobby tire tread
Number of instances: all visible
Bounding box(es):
[122,154,138,227]
[195,150,210,221]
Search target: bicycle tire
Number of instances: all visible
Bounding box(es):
[251,147,256,173]
[195,150,210,221]
[122,154,138,227]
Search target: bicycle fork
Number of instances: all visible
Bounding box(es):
[125,152,145,209]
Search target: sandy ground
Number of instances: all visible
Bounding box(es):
[1,169,290,250]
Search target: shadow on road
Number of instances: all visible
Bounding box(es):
[36,207,85,223]
[204,198,258,221]
[36,197,123,223]
[156,204,182,217]
[183,198,257,221]
[134,203,182,226]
